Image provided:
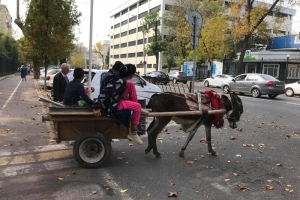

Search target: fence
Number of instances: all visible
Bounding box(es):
[0,53,19,77]
[157,82,191,94]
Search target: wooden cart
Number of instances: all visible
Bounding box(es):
[43,106,225,168]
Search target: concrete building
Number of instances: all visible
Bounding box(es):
[109,0,296,74]
[0,3,12,35]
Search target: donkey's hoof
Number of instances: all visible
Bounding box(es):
[211,151,217,156]
[145,149,150,154]
[179,152,184,157]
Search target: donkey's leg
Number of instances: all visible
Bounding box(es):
[145,117,156,154]
[151,117,172,158]
[179,128,197,157]
[205,125,217,156]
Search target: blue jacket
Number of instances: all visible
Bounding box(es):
[63,79,94,106]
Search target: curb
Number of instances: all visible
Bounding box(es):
[0,74,15,82]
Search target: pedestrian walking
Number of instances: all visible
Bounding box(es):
[20,65,27,81]
[52,63,70,102]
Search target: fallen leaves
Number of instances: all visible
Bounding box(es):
[199,138,206,143]
[21,121,27,124]
[168,191,178,197]
[233,173,239,176]
[263,185,274,190]
[91,190,97,195]
[117,157,123,160]
[37,146,43,149]
[230,136,237,140]
[276,163,283,167]
[236,154,242,158]
[120,189,128,193]
[235,128,243,131]
[71,171,76,175]
[236,184,251,191]
[258,143,265,148]
[224,179,231,182]
[284,135,291,139]
[58,177,64,181]
[186,161,194,165]
[1,129,10,134]
[243,143,254,147]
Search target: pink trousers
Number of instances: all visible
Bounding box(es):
[117,81,141,126]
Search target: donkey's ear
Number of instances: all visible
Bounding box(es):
[230,92,237,99]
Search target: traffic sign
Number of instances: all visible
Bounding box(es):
[187,11,202,31]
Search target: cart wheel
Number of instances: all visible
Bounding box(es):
[73,131,111,168]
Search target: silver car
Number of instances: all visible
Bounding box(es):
[167,71,188,84]
[222,73,285,98]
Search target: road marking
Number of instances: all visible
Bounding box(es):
[287,102,300,106]
[0,79,22,116]
[0,149,73,166]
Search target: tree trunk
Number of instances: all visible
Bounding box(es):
[235,35,250,76]
[33,59,40,79]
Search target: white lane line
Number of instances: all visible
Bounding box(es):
[287,102,300,106]
[0,79,22,116]
[101,169,134,200]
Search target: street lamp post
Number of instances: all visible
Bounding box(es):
[287,54,290,77]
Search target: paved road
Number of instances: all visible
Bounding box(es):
[0,75,299,200]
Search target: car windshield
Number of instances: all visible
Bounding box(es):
[260,74,278,81]
[153,71,166,75]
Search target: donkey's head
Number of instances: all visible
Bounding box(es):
[222,92,243,129]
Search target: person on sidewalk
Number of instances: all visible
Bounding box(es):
[53,63,70,102]
[93,64,143,145]
[63,68,94,107]
[20,65,27,81]
[100,61,124,92]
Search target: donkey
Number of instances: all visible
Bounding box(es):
[145,92,243,158]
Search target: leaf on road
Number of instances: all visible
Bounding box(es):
[293,131,299,134]
[71,171,76,175]
[117,157,123,160]
[91,190,97,195]
[267,180,273,183]
[200,155,205,158]
[230,136,237,140]
[186,161,194,165]
[236,154,242,158]
[147,193,151,197]
[128,143,134,146]
[233,173,239,176]
[263,185,274,190]
[224,179,231,182]
[236,184,247,190]
[284,135,291,139]
[169,183,175,186]
[31,118,36,120]
[120,189,128,193]
[58,177,64,181]
[276,163,283,167]
[24,139,28,142]
[258,143,265,147]
[121,152,126,154]
[235,128,243,131]
[21,121,27,124]
[163,128,168,132]
[200,138,206,143]
[168,191,178,197]
[243,143,254,147]
[37,146,43,149]
[194,158,198,161]
[286,184,292,187]
[262,122,265,124]
[2,129,10,134]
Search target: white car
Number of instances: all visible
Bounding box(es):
[203,74,234,88]
[38,68,61,88]
[285,80,300,97]
[67,69,161,105]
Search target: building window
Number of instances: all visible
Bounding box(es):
[287,65,300,79]
[262,64,280,78]
[139,0,147,6]
[111,26,113,29]
[137,64,143,68]
[121,20,128,26]
[114,34,120,39]
[129,28,136,35]
[129,16,137,23]
[128,53,135,57]
[122,9,128,15]
[120,54,127,58]
[114,44,120,49]
[128,41,136,46]
[137,52,144,57]
[121,31,127,37]
[121,42,127,48]
[138,11,148,19]
[151,5,160,12]
[153,64,157,69]
[130,4,137,11]
[114,55,119,59]
[147,64,152,68]
[111,55,113,58]
[137,39,144,45]
[114,23,120,28]
[138,26,144,32]
[111,45,113,49]
[115,13,120,18]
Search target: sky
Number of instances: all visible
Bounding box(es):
[1,0,300,48]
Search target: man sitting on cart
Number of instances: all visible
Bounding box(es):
[93,64,143,145]
[63,68,95,107]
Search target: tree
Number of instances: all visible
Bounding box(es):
[0,34,19,62]
[105,49,110,69]
[228,0,299,75]
[70,53,85,68]
[93,42,104,68]
[141,10,167,71]
[15,0,81,80]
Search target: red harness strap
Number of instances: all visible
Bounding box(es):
[205,90,225,128]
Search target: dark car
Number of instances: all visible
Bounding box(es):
[142,71,169,84]
[167,71,188,84]
[221,73,285,98]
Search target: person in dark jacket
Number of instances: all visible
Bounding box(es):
[52,63,70,102]
[100,61,124,92]
[20,65,27,81]
[63,68,94,106]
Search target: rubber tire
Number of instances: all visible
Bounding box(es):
[183,81,187,84]
[285,88,294,97]
[223,85,230,94]
[173,79,177,84]
[73,131,111,169]
[239,92,245,95]
[268,94,278,99]
[204,81,209,87]
[251,88,261,98]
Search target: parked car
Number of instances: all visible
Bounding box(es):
[66,69,161,105]
[142,71,169,84]
[221,73,285,98]
[204,74,234,88]
[38,68,61,88]
[285,80,300,97]
[40,65,56,75]
[167,71,188,84]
